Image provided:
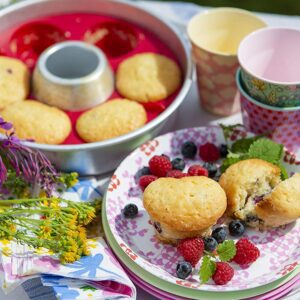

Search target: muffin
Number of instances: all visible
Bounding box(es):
[143,176,227,244]
[0,56,30,109]
[219,159,300,228]
[76,99,147,142]
[116,53,181,102]
[1,100,71,144]
[256,174,300,228]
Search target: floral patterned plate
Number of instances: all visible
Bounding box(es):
[105,126,300,293]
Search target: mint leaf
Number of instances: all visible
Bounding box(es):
[227,151,241,159]
[279,164,289,180]
[231,136,261,154]
[217,240,236,262]
[220,156,243,173]
[199,255,216,283]
[248,139,283,164]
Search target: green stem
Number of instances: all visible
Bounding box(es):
[0,224,13,235]
[0,208,56,216]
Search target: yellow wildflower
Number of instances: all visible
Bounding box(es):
[50,201,59,209]
[87,239,97,249]
[77,225,87,241]
[84,210,96,225]
[2,246,12,256]
[39,190,47,198]
[82,244,91,256]
[0,239,10,246]
[60,251,78,264]
[39,225,51,238]
[35,247,53,255]
[9,224,16,234]
[43,200,49,207]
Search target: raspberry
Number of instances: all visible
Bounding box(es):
[139,175,157,191]
[233,238,260,265]
[149,155,172,177]
[212,262,234,285]
[177,238,204,267]
[166,170,186,178]
[188,165,208,177]
[199,143,220,162]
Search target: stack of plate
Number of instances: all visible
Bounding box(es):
[102,126,300,300]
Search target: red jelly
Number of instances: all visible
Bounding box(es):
[9,23,65,67]
[84,21,137,57]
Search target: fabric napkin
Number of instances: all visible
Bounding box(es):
[0,179,136,299]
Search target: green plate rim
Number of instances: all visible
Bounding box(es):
[102,196,299,300]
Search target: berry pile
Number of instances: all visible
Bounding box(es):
[134,141,227,192]
[175,236,260,284]
[174,220,260,284]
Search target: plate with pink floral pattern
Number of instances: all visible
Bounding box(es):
[105,126,300,292]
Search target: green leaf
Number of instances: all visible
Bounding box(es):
[231,136,261,154]
[216,240,236,262]
[199,255,216,283]
[248,139,283,164]
[220,156,243,173]
[279,164,289,180]
[227,151,241,159]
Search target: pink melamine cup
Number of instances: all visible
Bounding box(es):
[238,27,300,107]
[237,69,300,153]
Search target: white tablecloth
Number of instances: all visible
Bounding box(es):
[1,0,300,299]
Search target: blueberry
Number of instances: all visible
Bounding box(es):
[176,261,192,279]
[203,162,218,178]
[123,204,138,219]
[181,141,197,159]
[229,220,245,237]
[171,158,186,171]
[203,237,218,252]
[212,227,227,244]
[134,166,151,182]
[220,144,228,158]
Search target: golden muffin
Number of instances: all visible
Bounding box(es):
[143,176,227,244]
[1,100,71,144]
[76,99,147,142]
[116,53,181,102]
[0,56,30,109]
[256,174,300,228]
[219,159,300,228]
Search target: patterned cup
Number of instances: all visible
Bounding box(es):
[237,68,300,153]
[238,28,300,108]
[187,8,266,116]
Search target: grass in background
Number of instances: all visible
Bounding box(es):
[170,0,300,15]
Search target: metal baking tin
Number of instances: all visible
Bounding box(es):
[0,0,192,175]
[33,41,114,111]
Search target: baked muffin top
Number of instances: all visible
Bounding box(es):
[143,176,227,232]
